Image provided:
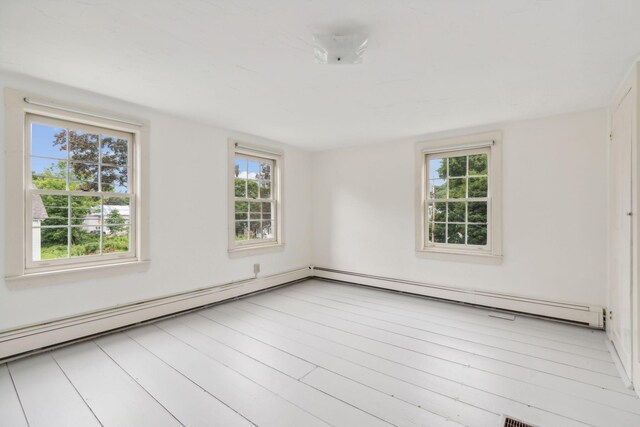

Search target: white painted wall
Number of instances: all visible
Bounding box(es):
[0,69,610,332]
[311,109,608,306]
[0,71,313,331]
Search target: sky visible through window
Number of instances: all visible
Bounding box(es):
[31,123,129,193]
[235,158,261,179]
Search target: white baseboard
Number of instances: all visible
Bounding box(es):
[0,267,311,360]
[0,264,605,361]
[312,267,604,328]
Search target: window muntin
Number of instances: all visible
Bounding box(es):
[233,153,276,244]
[425,148,490,248]
[27,114,135,266]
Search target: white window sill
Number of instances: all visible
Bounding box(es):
[228,243,285,258]
[416,248,502,264]
[6,260,150,289]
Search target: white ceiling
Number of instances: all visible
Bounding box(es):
[1,0,640,150]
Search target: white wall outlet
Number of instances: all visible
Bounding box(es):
[253,263,260,276]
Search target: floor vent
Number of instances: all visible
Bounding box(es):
[503,416,537,427]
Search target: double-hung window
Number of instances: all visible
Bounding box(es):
[228,141,283,254]
[27,115,134,266]
[416,132,502,262]
[5,90,150,285]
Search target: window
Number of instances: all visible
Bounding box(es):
[228,141,283,254]
[5,90,150,285]
[416,132,502,262]
[27,115,134,266]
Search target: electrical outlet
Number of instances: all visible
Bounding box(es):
[253,263,260,275]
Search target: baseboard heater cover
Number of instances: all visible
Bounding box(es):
[0,267,311,361]
[311,267,604,328]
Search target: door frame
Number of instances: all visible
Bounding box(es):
[609,62,640,393]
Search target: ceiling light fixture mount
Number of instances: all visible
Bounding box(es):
[313,34,368,65]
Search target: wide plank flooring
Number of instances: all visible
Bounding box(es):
[2,279,639,427]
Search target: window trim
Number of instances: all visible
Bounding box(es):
[415,131,502,263]
[4,88,151,286]
[228,139,284,256]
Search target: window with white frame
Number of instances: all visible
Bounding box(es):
[416,132,502,261]
[229,141,282,253]
[27,114,135,266]
[426,148,490,246]
[4,89,149,284]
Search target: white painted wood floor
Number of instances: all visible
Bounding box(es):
[1,280,639,427]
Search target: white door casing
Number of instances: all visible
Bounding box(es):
[609,85,634,378]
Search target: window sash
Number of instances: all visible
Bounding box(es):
[25,114,136,268]
[233,203,277,245]
[425,198,490,248]
[424,147,491,250]
[233,152,278,246]
[27,190,136,267]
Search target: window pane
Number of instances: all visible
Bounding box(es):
[428,158,446,179]
[70,226,101,257]
[448,178,466,198]
[428,202,446,222]
[71,196,101,226]
[249,221,261,239]
[468,176,488,197]
[235,200,248,222]
[469,154,488,175]
[249,202,262,220]
[428,222,446,243]
[468,202,487,223]
[259,181,271,199]
[101,136,128,166]
[468,224,488,245]
[103,198,130,234]
[261,221,274,239]
[31,123,67,159]
[235,221,249,241]
[103,225,129,254]
[248,161,260,180]
[235,201,248,212]
[448,156,466,177]
[69,162,99,192]
[38,227,69,260]
[101,166,128,193]
[428,179,447,199]
[247,180,259,199]
[259,162,272,199]
[447,224,465,244]
[261,202,272,220]
[235,178,247,197]
[235,158,247,178]
[69,131,99,164]
[34,194,68,226]
[447,202,465,223]
[31,158,67,190]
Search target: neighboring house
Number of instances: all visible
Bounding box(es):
[83,205,130,234]
[31,192,48,261]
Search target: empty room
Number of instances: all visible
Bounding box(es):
[2,1,640,426]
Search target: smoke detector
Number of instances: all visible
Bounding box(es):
[313,34,368,64]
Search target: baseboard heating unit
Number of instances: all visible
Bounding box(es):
[0,267,310,361]
[0,265,605,362]
[311,266,604,328]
